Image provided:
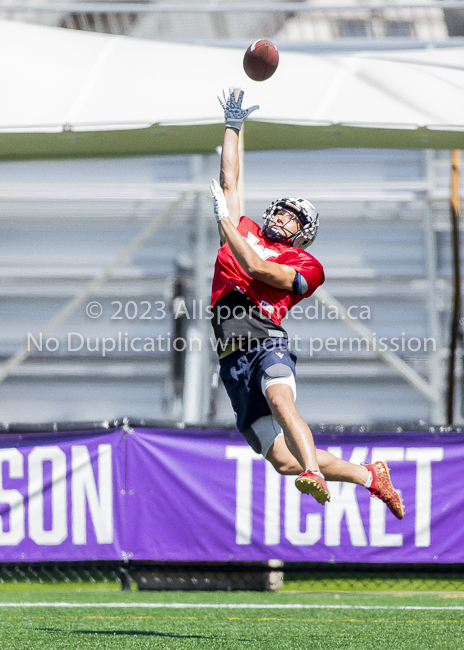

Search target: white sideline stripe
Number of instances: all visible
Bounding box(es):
[0,603,463,611]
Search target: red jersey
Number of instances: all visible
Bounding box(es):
[211,216,324,326]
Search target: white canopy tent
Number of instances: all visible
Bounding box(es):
[0,19,463,159]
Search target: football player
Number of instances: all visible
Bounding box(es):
[210,88,404,519]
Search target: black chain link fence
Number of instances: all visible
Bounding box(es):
[0,562,131,590]
[282,562,464,592]
[0,561,463,592]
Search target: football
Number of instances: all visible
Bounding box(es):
[243,40,279,81]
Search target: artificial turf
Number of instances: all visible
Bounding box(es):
[0,588,463,649]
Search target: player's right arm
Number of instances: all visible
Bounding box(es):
[220,127,241,227]
[217,88,258,228]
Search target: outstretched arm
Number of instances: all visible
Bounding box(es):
[220,127,241,227]
[217,88,259,227]
[212,89,296,292]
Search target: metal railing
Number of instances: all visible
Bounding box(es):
[0,3,463,14]
[0,2,462,46]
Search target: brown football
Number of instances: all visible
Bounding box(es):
[243,40,279,81]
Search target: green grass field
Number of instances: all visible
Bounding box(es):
[0,587,463,650]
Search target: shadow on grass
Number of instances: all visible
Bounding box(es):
[37,628,250,641]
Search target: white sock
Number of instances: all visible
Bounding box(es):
[310,470,325,479]
[364,470,373,489]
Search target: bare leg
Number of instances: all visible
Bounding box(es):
[266,431,369,486]
[316,448,368,485]
[265,383,319,472]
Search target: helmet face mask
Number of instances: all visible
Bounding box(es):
[262,197,319,249]
[263,207,300,243]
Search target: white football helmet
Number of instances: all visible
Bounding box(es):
[262,197,319,249]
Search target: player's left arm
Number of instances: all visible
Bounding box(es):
[210,180,321,293]
[216,214,296,291]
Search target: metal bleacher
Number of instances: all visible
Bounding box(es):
[0,1,462,426]
[0,148,460,425]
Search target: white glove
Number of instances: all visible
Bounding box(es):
[210,179,229,223]
[218,87,259,131]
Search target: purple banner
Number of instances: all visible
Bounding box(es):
[1,427,463,563]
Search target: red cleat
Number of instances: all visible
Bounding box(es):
[363,461,405,520]
[295,470,330,504]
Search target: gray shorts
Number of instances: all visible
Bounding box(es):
[241,363,297,458]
